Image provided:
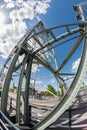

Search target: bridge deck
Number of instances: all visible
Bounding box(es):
[1,91,87,130]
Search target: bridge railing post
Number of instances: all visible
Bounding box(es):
[29,105,31,123]
[68,108,72,130]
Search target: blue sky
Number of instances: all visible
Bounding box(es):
[0,0,86,90]
[0,0,85,58]
[0,0,84,57]
[41,0,85,27]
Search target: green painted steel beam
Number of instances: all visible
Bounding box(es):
[1,49,21,114]
[32,27,87,130]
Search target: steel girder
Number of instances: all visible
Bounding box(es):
[0,21,87,129]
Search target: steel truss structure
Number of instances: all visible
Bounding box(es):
[0,2,87,130]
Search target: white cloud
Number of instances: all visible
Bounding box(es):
[4,0,12,2]
[0,21,27,58]
[32,63,39,73]
[9,5,35,22]
[72,58,81,72]
[0,0,51,58]
[30,79,42,86]
[51,78,56,83]
[9,0,51,22]
[35,1,50,15]
[6,2,15,8]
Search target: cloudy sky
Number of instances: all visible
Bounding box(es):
[0,0,51,58]
[0,0,84,69]
[0,0,86,89]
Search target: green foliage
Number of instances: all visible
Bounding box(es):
[60,86,65,96]
[45,84,57,96]
[9,88,14,93]
[80,86,85,90]
[60,84,67,96]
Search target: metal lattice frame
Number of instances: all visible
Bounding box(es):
[0,2,87,130]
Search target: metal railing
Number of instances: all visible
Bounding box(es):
[49,90,87,129]
[4,89,87,129]
[0,110,20,130]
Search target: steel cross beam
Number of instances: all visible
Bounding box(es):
[1,49,21,114]
[0,20,87,129]
[32,26,87,130]
[16,52,34,125]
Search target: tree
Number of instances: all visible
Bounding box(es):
[60,85,65,96]
[45,84,57,96]
[60,84,67,97]
[9,88,14,93]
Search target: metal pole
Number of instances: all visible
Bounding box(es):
[1,49,20,114]
[69,108,72,130]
